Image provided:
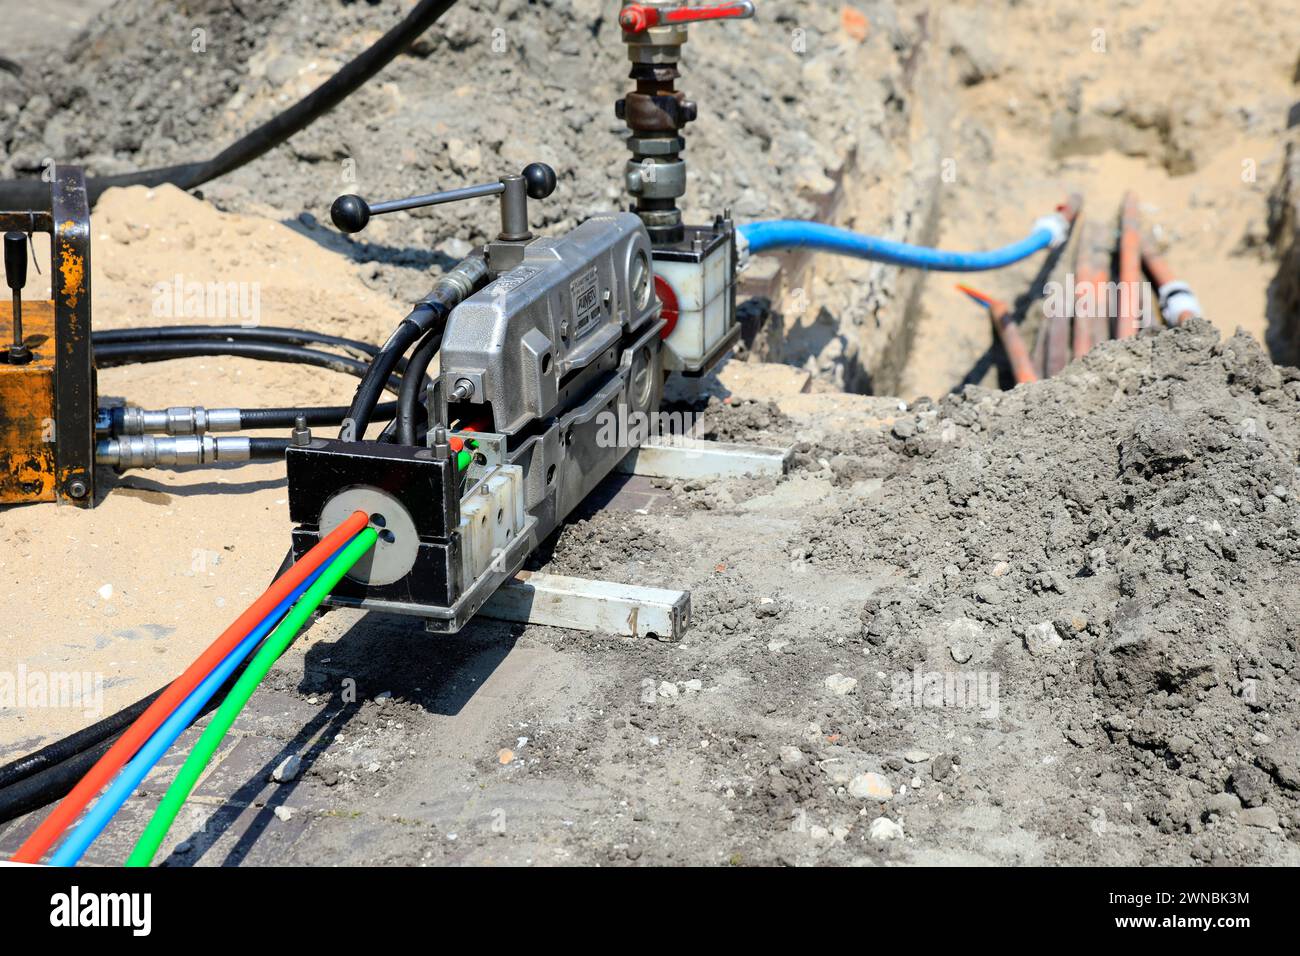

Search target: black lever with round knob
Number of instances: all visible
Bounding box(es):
[330,163,557,242]
[4,230,31,364]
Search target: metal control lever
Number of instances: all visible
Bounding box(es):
[4,230,30,364]
[331,163,558,242]
[618,1,754,34]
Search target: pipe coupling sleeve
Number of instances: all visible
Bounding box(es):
[1031,212,1070,248]
[1157,281,1203,323]
[96,435,254,468]
[735,229,752,271]
[430,251,489,308]
[113,405,242,436]
[625,158,686,199]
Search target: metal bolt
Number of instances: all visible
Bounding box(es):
[66,479,88,499]
[292,414,312,446]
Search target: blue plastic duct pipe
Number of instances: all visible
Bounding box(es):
[738,213,1070,272]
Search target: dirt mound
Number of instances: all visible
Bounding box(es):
[790,321,1300,856]
[1,0,916,306]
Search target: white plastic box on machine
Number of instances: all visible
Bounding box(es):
[658,238,734,371]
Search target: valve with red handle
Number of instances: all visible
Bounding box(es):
[618,1,755,34]
[617,1,756,245]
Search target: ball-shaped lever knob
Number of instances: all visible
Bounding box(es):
[330,194,371,234]
[522,163,557,200]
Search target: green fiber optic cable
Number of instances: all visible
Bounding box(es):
[126,527,378,866]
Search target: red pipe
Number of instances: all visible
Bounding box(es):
[1116,192,1142,339]
[1070,217,1092,359]
[958,284,1038,385]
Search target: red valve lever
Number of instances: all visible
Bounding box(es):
[619,2,755,34]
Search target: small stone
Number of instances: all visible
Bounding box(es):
[824,673,858,696]
[868,816,904,842]
[682,679,703,692]
[658,681,680,699]
[1023,621,1063,656]
[891,419,917,440]
[848,772,893,800]
[1205,792,1241,817]
[767,639,790,653]
[974,582,1004,605]
[932,754,953,780]
[1239,806,1279,829]
[273,806,294,822]
[265,55,302,87]
[903,749,931,764]
[947,619,983,664]
[1230,765,1272,807]
[779,746,805,766]
[446,137,482,173]
[271,754,302,783]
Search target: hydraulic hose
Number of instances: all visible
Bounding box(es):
[0,0,461,208]
[342,302,444,440]
[128,527,379,867]
[0,737,118,826]
[9,511,371,864]
[238,402,397,429]
[48,554,339,866]
[371,250,486,443]
[93,325,381,360]
[737,214,1071,272]
[0,688,164,792]
[396,328,442,445]
[248,438,291,460]
[94,341,403,393]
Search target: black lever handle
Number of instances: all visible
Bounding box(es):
[4,230,30,363]
[4,231,27,292]
[330,163,557,240]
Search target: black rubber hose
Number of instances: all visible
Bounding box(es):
[0,688,164,792]
[0,0,461,209]
[248,438,291,460]
[94,341,404,394]
[93,325,380,359]
[238,401,397,429]
[342,302,444,439]
[0,736,118,825]
[397,328,442,445]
